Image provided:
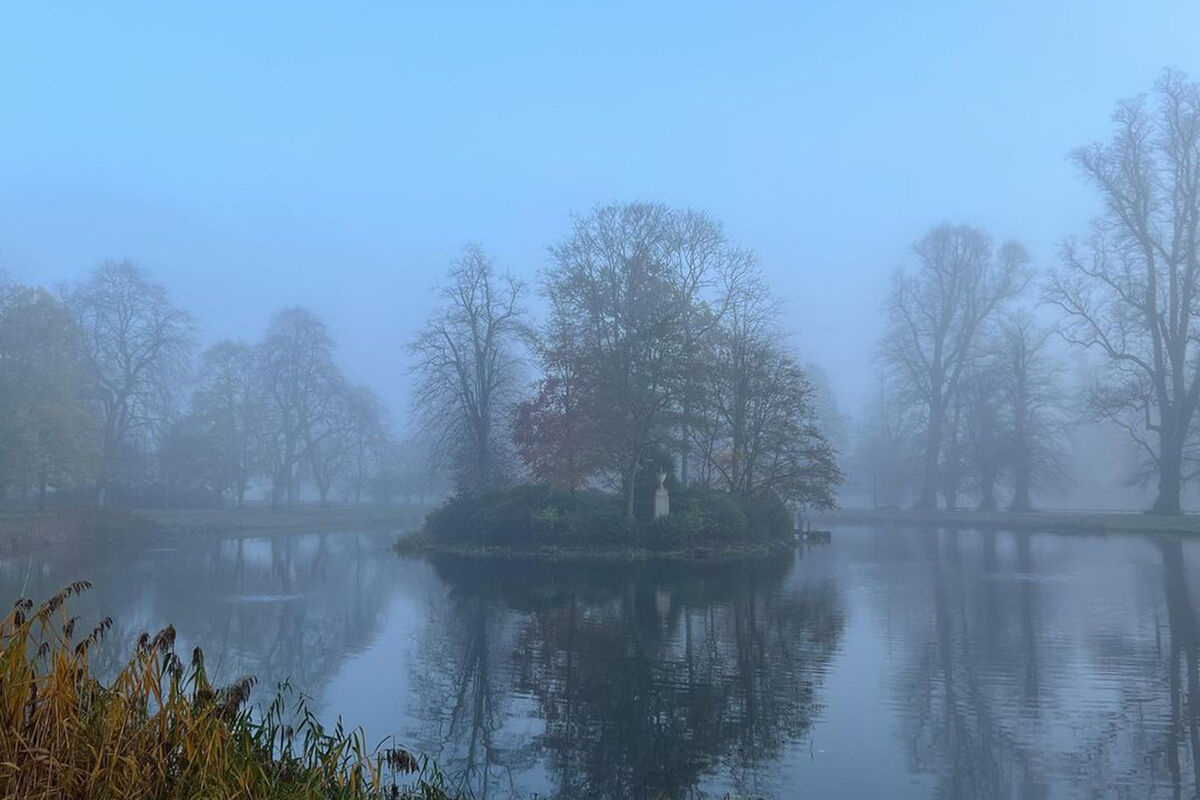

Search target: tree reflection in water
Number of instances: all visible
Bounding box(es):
[1160,537,1200,797]
[10,527,1200,797]
[879,528,1200,800]
[415,553,845,799]
[0,532,400,706]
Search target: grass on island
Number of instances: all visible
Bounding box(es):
[1,582,461,800]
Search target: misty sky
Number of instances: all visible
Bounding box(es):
[3,1,1199,424]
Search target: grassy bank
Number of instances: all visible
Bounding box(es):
[818,507,1200,535]
[135,505,426,537]
[0,509,158,555]
[0,505,427,555]
[0,583,460,800]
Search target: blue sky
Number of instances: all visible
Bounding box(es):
[2,1,1199,421]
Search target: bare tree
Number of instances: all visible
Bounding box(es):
[999,311,1069,511]
[727,344,841,508]
[303,382,388,506]
[340,386,388,505]
[664,210,752,487]
[880,225,1028,509]
[689,263,841,508]
[257,307,340,506]
[372,431,445,506]
[190,340,262,506]
[1045,70,1200,514]
[703,264,777,496]
[938,385,967,510]
[302,375,351,507]
[805,362,849,457]
[958,343,1008,511]
[67,261,193,505]
[850,372,921,508]
[411,244,525,495]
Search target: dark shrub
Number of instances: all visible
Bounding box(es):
[745,490,794,542]
[425,484,633,545]
[423,482,791,549]
[673,489,749,540]
[646,509,704,549]
[567,490,635,543]
[423,493,479,543]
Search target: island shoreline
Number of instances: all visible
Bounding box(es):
[394,532,792,563]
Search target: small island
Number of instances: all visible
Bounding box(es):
[399,205,843,561]
[396,482,798,562]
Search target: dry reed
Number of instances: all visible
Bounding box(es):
[0,582,460,800]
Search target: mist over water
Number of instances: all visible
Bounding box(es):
[5,526,1198,798]
[7,6,1200,799]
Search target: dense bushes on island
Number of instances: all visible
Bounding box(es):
[418,483,795,553]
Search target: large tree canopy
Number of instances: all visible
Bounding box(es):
[529,202,842,519]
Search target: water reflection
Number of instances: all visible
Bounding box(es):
[0,532,400,700]
[5,528,1200,797]
[861,527,1200,799]
[414,555,845,799]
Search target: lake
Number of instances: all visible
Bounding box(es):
[2,524,1198,799]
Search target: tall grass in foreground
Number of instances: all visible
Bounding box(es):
[0,582,461,800]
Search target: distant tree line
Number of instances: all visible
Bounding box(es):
[857,238,1069,512]
[8,71,1196,517]
[0,262,439,510]
[411,202,843,521]
[857,69,1200,514]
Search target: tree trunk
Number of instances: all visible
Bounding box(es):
[940,398,964,511]
[474,419,491,494]
[1009,358,1031,512]
[917,402,943,510]
[1152,417,1180,515]
[1009,463,1032,512]
[1153,430,1184,515]
[977,468,997,512]
[679,419,691,488]
[942,482,959,512]
[1161,537,1200,788]
[623,459,638,521]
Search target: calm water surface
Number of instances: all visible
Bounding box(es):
[3,525,1199,799]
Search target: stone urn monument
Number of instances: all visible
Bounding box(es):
[654,470,670,518]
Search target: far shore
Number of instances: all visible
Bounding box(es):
[135,505,426,536]
[0,505,427,555]
[816,507,1200,536]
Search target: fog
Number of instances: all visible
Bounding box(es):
[7,5,1200,798]
[2,4,1196,447]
